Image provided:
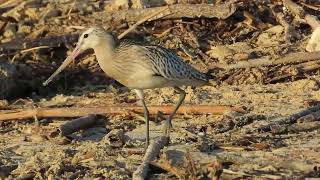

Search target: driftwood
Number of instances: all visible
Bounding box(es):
[132,136,169,180]
[257,104,320,133]
[59,115,97,136]
[107,2,238,24]
[216,51,320,70]
[0,105,244,121]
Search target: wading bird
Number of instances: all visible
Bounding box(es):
[43,26,210,147]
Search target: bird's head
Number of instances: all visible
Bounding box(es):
[42,26,116,86]
[71,26,116,59]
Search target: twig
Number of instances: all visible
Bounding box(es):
[67,0,77,19]
[59,115,97,136]
[132,136,169,180]
[20,46,50,53]
[215,51,320,70]
[0,105,244,121]
[117,6,170,39]
[218,145,246,151]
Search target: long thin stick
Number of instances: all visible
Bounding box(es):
[0,105,244,121]
[117,6,170,39]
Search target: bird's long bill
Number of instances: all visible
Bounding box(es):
[42,47,81,86]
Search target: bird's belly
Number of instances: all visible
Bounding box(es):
[122,75,171,89]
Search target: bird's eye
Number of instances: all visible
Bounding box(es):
[84,34,88,38]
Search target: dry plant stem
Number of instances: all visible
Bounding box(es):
[117,6,170,39]
[20,46,50,53]
[132,136,169,180]
[0,105,243,121]
[59,115,96,136]
[283,0,320,29]
[217,51,320,70]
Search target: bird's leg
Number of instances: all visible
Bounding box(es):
[134,89,150,148]
[163,86,186,136]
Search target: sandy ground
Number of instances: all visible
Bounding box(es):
[1,77,320,179]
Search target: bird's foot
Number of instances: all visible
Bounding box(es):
[162,119,172,137]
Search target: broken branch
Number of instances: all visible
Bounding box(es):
[59,115,97,136]
[132,136,169,180]
[0,105,244,121]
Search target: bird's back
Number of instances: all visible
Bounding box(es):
[111,39,209,89]
[143,45,209,84]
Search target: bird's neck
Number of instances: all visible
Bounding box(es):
[93,39,115,65]
[93,38,118,77]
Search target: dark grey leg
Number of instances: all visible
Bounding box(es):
[163,86,186,136]
[135,89,150,148]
